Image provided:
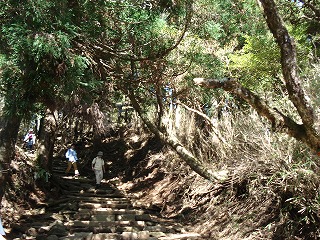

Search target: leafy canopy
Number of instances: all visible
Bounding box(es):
[0,0,102,117]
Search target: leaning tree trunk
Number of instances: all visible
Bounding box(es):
[0,113,21,206]
[127,90,222,182]
[37,109,58,172]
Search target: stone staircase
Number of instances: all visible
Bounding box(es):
[10,158,204,240]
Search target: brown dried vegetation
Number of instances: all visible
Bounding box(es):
[118,106,320,239]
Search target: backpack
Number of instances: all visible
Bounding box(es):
[29,134,33,140]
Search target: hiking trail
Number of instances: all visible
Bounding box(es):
[9,156,205,240]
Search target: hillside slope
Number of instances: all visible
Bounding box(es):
[1,126,320,239]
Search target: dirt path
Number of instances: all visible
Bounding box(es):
[7,158,205,240]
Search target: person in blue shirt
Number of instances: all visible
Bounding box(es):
[0,217,5,239]
[65,144,80,177]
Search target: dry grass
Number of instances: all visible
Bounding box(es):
[114,89,320,239]
[156,103,320,239]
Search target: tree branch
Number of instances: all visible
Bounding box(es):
[193,77,308,143]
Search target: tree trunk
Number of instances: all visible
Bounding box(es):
[0,113,21,206]
[37,109,58,172]
[258,0,319,150]
[155,85,164,128]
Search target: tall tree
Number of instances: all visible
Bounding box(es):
[0,0,100,203]
[194,0,320,152]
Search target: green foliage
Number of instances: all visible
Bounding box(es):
[204,21,224,40]
[226,8,313,93]
[31,32,70,61]
[34,166,51,182]
[228,34,281,91]
[287,24,313,70]
[112,1,187,58]
[192,0,267,47]
[105,1,195,110]
[277,0,320,59]
[0,0,102,118]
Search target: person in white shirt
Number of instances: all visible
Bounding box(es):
[24,129,36,151]
[92,151,105,189]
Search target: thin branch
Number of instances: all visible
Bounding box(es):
[177,101,230,146]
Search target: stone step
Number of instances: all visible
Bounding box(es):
[65,220,146,231]
[85,187,118,192]
[52,163,66,166]
[160,233,203,239]
[58,231,159,240]
[73,213,116,222]
[60,177,94,184]
[74,211,153,222]
[59,232,120,240]
[90,214,116,222]
[65,193,130,204]
[78,202,131,209]
[144,225,170,233]
[65,196,125,202]
[10,159,206,240]
[77,208,146,215]
[52,164,68,168]
[115,213,152,222]
[65,191,121,198]
[62,184,98,191]
[61,229,197,240]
